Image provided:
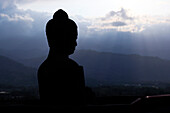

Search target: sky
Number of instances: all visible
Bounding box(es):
[0,0,170,59]
[1,0,170,32]
[9,0,170,33]
[16,0,170,17]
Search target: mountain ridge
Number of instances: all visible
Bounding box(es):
[1,50,170,87]
[0,55,38,86]
[17,50,170,86]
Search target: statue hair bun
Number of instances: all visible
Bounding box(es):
[53,9,69,20]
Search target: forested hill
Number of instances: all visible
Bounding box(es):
[72,50,170,85]
[19,50,170,86]
[1,50,170,87]
[0,55,37,86]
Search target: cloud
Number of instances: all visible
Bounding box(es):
[0,0,42,7]
[0,13,34,22]
[111,21,127,26]
[86,8,140,32]
[102,8,133,21]
[72,9,170,59]
[0,0,15,9]
[86,8,170,33]
[0,0,50,40]
[0,1,170,60]
[15,0,56,4]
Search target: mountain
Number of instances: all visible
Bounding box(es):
[0,55,38,86]
[18,50,170,86]
[73,50,170,85]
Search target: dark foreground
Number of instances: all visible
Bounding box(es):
[0,95,170,113]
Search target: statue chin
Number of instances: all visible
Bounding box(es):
[68,48,76,55]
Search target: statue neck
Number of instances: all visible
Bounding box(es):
[48,48,69,59]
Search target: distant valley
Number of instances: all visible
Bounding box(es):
[1,50,170,87]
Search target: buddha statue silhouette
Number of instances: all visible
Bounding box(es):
[38,9,85,106]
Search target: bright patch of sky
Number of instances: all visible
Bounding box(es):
[16,0,170,17]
